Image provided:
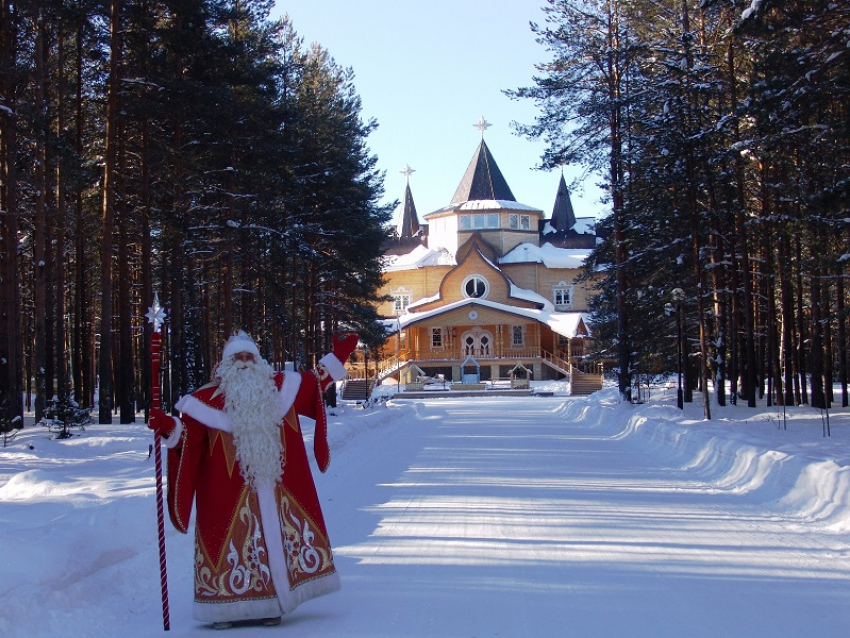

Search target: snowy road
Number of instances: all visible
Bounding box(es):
[306,396,850,638]
[2,393,849,637]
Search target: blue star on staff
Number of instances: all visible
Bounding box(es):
[146,293,167,333]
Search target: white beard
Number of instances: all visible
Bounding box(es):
[217,357,285,489]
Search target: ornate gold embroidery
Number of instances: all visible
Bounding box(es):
[194,497,273,599]
[195,540,228,598]
[279,493,331,580]
[227,502,271,594]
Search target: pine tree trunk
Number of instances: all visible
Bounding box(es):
[140,121,152,416]
[34,12,48,421]
[765,233,781,406]
[117,132,134,423]
[795,235,808,404]
[72,26,91,408]
[837,272,848,407]
[821,277,833,407]
[809,263,826,409]
[735,174,757,407]
[99,0,121,423]
[0,0,24,428]
[54,29,68,404]
[777,229,796,406]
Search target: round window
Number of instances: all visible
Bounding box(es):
[463,275,489,299]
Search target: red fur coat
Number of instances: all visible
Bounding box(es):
[163,354,346,623]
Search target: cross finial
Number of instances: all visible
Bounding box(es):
[474,116,491,137]
[399,163,415,183]
[146,292,167,333]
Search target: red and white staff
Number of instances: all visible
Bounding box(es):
[146,293,170,631]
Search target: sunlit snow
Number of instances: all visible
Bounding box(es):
[1,383,849,637]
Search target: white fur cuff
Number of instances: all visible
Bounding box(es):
[163,417,183,449]
[319,353,348,381]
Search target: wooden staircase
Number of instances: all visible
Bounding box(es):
[341,379,371,401]
[570,369,603,395]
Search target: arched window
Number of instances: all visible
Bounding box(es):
[462,275,489,299]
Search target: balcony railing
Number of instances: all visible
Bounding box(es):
[349,349,576,379]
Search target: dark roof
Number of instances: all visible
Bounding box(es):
[551,173,577,231]
[450,140,516,205]
[397,182,420,238]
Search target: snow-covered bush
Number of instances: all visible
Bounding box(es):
[39,396,93,439]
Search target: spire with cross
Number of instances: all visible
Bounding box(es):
[473,116,491,138]
[399,163,415,183]
[396,164,420,239]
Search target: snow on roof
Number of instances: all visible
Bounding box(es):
[573,217,595,235]
[383,244,455,272]
[500,242,592,269]
[543,217,596,236]
[509,282,553,311]
[426,200,542,217]
[407,291,440,310]
[405,276,549,313]
[547,312,590,339]
[382,297,590,339]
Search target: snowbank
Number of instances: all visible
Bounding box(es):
[580,388,850,533]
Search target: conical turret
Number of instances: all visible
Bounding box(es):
[450,139,516,205]
[551,173,576,232]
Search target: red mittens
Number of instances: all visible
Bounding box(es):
[148,408,176,438]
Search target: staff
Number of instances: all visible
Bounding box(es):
[146,293,170,631]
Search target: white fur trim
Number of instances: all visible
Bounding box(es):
[192,595,281,623]
[175,373,300,435]
[162,417,183,449]
[221,333,261,362]
[319,353,348,381]
[277,372,301,415]
[257,479,341,613]
[256,483,298,613]
[176,394,233,432]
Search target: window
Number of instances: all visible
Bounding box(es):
[512,325,524,346]
[392,287,412,314]
[509,214,531,230]
[462,275,489,299]
[480,334,491,356]
[393,294,410,314]
[461,214,499,230]
[554,284,573,308]
[431,327,443,349]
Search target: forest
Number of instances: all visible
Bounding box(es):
[511,0,849,418]
[0,0,391,427]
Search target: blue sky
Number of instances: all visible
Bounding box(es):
[272,0,607,225]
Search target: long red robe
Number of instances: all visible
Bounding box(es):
[163,356,343,623]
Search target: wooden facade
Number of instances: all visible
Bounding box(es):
[362,135,600,388]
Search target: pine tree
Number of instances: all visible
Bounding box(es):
[508,0,643,401]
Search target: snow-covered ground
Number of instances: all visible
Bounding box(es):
[1,383,848,637]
